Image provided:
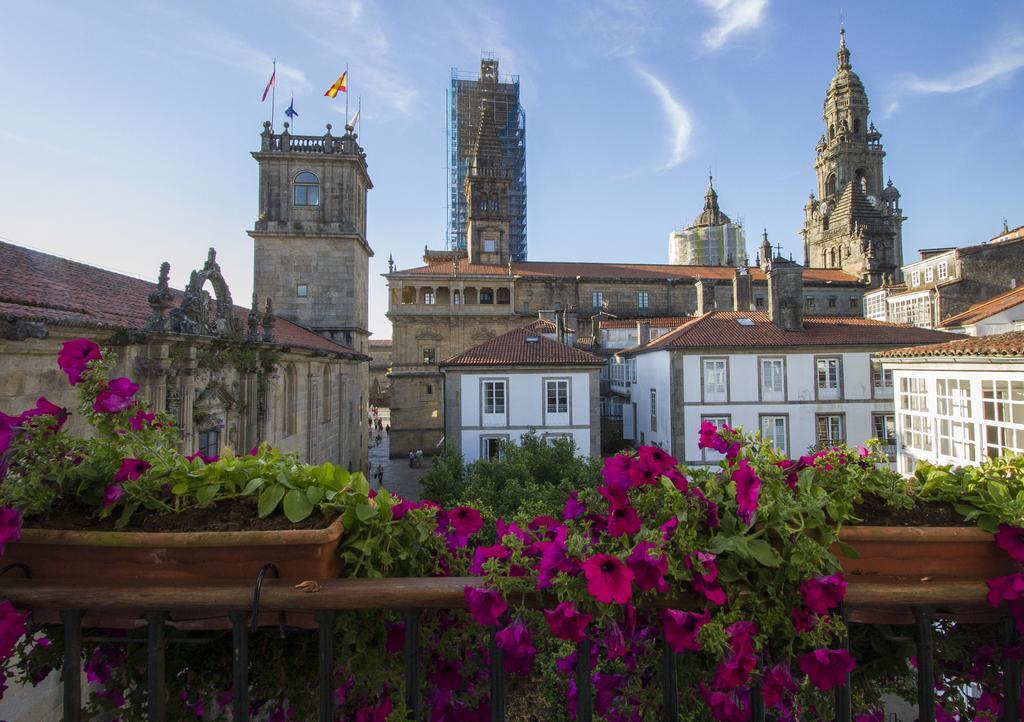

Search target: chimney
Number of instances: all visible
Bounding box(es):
[555,311,566,344]
[767,258,804,331]
[695,279,716,315]
[732,267,752,311]
[636,321,651,347]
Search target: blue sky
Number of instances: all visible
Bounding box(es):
[2,1,1022,339]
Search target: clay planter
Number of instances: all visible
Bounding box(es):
[834,525,1018,624]
[4,517,344,629]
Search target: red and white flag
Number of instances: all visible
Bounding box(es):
[261,68,276,102]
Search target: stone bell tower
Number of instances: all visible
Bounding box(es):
[801,30,905,286]
[249,121,373,353]
[465,98,511,266]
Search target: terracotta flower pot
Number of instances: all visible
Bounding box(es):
[833,525,1018,624]
[3,517,344,629]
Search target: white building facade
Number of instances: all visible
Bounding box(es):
[878,332,1024,474]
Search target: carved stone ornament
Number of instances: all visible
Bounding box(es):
[165,249,241,336]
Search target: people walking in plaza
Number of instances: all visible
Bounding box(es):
[374,464,384,489]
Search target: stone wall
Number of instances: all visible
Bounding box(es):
[938,240,1024,322]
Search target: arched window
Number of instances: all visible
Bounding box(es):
[828,124,835,141]
[855,169,868,193]
[453,289,462,305]
[283,364,298,436]
[823,215,830,231]
[825,173,837,198]
[293,172,320,206]
[489,194,499,212]
[321,366,332,423]
[830,248,837,267]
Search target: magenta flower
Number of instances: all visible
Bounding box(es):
[798,648,856,691]
[602,454,633,489]
[995,525,1024,563]
[463,586,507,627]
[791,607,816,633]
[354,696,392,722]
[543,601,592,643]
[730,459,761,526]
[698,421,741,458]
[714,621,758,689]
[637,444,676,474]
[686,551,728,606]
[0,413,14,457]
[185,451,217,464]
[471,543,511,575]
[114,458,151,482]
[986,572,1024,607]
[854,711,883,722]
[628,455,661,486]
[428,658,463,692]
[563,491,586,520]
[0,507,22,556]
[934,705,959,722]
[689,487,720,528]
[449,506,483,538]
[699,685,750,722]
[0,601,27,660]
[800,573,847,615]
[57,338,102,385]
[776,459,799,489]
[583,554,634,605]
[626,542,669,593]
[92,377,139,414]
[18,397,69,431]
[660,516,679,540]
[661,608,710,652]
[495,621,537,674]
[665,468,689,492]
[762,662,796,710]
[532,525,575,589]
[593,671,625,717]
[607,503,642,537]
[129,410,158,431]
[102,484,125,509]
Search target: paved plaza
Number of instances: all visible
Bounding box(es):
[366,409,430,502]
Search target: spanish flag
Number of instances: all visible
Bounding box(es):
[324,70,348,98]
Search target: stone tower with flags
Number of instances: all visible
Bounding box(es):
[801,30,906,286]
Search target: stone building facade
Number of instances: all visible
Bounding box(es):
[368,339,393,407]
[801,30,905,285]
[669,178,748,267]
[0,242,369,470]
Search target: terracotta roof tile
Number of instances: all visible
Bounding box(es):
[875,331,1024,359]
[368,339,393,347]
[940,285,1024,328]
[0,241,357,356]
[600,316,693,329]
[394,259,860,285]
[638,311,957,352]
[441,322,604,367]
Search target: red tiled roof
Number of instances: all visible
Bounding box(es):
[958,224,1024,256]
[600,316,693,329]
[876,331,1024,359]
[395,259,860,285]
[638,311,957,352]
[0,241,357,356]
[368,339,393,347]
[441,322,604,367]
[940,285,1024,328]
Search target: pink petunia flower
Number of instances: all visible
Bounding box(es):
[114,458,151,482]
[800,573,847,615]
[543,601,592,643]
[730,459,761,526]
[129,410,159,431]
[986,572,1024,607]
[57,338,102,385]
[661,608,710,652]
[791,607,816,633]
[762,662,796,710]
[714,621,759,689]
[583,554,634,605]
[776,459,799,489]
[626,542,669,593]
[449,506,483,539]
[637,445,677,474]
[995,525,1024,564]
[627,455,661,487]
[471,543,511,575]
[798,648,856,691]
[18,397,69,431]
[0,507,22,556]
[102,484,125,509]
[563,491,586,520]
[428,658,463,692]
[354,696,392,722]
[686,551,728,606]
[0,601,27,660]
[602,454,633,490]
[699,685,750,722]
[495,621,537,674]
[463,586,507,627]
[92,377,139,414]
[607,504,642,537]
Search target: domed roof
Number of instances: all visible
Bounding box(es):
[827,29,866,98]
[691,176,732,227]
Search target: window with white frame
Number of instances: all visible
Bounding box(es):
[592,291,604,309]
[703,359,728,402]
[872,413,896,450]
[816,357,841,400]
[482,380,506,417]
[936,378,976,462]
[911,270,921,286]
[760,415,788,454]
[546,379,569,415]
[982,379,1024,458]
[701,415,730,461]
[899,376,932,452]
[481,436,504,460]
[937,261,949,280]
[924,267,934,283]
[637,291,649,310]
[423,290,435,305]
[871,361,893,394]
[816,414,845,446]
[760,358,785,401]
[650,388,657,433]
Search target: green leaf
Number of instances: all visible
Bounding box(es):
[195,484,221,506]
[305,486,325,505]
[355,503,376,522]
[833,540,860,559]
[241,477,265,495]
[282,489,315,522]
[275,470,296,490]
[747,539,782,567]
[170,482,189,495]
[115,502,140,530]
[258,485,286,518]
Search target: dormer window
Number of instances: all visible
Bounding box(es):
[293,172,320,206]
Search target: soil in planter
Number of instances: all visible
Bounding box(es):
[29,498,336,533]
[853,493,967,527]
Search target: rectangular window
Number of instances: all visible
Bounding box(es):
[816,414,845,446]
[198,429,221,458]
[479,290,494,304]
[425,384,433,396]
[703,359,728,402]
[546,379,569,414]
[637,291,649,309]
[899,377,932,452]
[423,291,435,305]
[938,261,949,280]
[872,413,896,457]
[481,437,504,460]
[760,358,785,401]
[982,380,1024,458]
[827,296,837,308]
[453,291,462,305]
[849,296,859,309]
[522,302,529,314]
[650,388,657,433]
[296,284,308,298]
[754,296,765,309]
[805,296,816,311]
[912,270,921,286]
[483,381,506,415]
[592,291,604,309]
[760,415,788,454]
[815,357,841,399]
[936,378,975,462]
[924,267,934,283]
[871,361,893,393]
[701,415,731,461]
[483,238,497,253]
[422,348,435,364]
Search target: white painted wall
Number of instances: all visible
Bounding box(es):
[457,370,593,462]
[632,351,672,450]
[950,301,1024,336]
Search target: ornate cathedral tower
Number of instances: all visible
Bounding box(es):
[802,30,905,286]
[465,101,511,266]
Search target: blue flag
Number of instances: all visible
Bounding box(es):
[284,95,298,119]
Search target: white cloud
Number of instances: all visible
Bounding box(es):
[699,0,769,50]
[634,67,693,169]
[191,29,310,91]
[901,32,1024,95]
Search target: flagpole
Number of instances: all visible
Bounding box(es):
[271,58,277,131]
[357,96,362,138]
[345,63,349,122]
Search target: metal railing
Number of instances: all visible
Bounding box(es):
[0,576,1018,722]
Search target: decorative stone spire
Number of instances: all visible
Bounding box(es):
[261,297,276,343]
[247,293,260,341]
[387,253,395,273]
[146,261,175,332]
[837,28,851,70]
[760,229,773,267]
